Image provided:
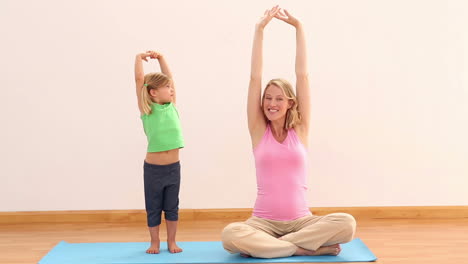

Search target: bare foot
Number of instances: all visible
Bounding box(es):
[146,241,160,254]
[295,244,341,256]
[147,226,160,254]
[316,244,341,256]
[240,253,251,258]
[168,241,183,253]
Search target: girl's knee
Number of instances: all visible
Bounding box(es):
[164,210,178,221]
[146,210,162,227]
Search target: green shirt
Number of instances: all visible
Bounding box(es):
[141,103,184,152]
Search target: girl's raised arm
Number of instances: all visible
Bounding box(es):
[134,52,151,113]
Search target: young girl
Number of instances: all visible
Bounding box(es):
[134,50,184,254]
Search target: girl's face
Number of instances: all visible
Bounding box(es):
[263,85,292,121]
[151,82,174,104]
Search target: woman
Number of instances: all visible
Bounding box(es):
[221,6,356,259]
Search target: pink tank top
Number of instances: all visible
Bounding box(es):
[252,125,311,221]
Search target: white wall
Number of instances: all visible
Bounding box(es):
[1,0,467,212]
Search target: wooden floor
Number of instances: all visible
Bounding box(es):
[1,218,468,264]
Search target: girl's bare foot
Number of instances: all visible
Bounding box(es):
[240,253,251,258]
[294,244,341,256]
[168,241,183,253]
[146,241,160,254]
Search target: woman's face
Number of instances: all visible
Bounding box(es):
[263,85,291,121]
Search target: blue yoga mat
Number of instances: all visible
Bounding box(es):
[39,238,376,263]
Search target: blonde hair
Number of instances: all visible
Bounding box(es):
[140,72,171,115]
[262,78,301,130]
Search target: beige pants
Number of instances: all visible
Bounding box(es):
[221,213,356,259]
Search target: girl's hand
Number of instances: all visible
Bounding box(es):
[138,51,152,62]
[147,50,163,60]
[256,5,281,30]
[275,9,300,28]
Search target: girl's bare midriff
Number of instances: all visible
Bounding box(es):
[145,149,180,165]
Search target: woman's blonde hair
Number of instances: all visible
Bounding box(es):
[140,72,171,115]
[262,78,301,130]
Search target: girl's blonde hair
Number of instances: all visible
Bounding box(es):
[140,72,171,115]
[262,78,301,130]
